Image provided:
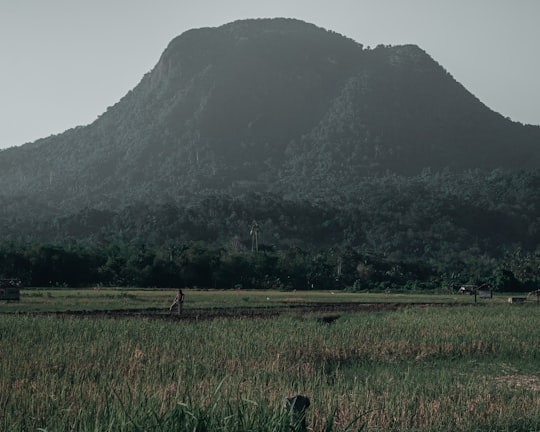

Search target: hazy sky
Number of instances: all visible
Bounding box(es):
[1,0,539,149]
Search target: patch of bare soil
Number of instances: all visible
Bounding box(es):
[41,301,457,321]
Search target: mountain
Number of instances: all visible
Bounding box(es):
[1,18,539,212]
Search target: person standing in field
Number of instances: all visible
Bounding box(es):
[169,289,185,315]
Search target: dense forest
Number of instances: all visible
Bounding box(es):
[1,169,539,292]
[1,19,539,291]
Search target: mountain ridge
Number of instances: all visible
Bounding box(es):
[1,18,539,212]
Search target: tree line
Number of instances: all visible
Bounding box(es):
[0,240,537,292]
[1,169,540,292]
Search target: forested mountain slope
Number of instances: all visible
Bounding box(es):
[2,169,540,291]
[2,18,540,289]
[1,18,539,212]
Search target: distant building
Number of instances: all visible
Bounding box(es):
[0,279,21,302]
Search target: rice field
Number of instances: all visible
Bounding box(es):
[0,287,497,313]
[1,291,540,431]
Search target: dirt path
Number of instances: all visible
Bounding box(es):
[33,301,462,321]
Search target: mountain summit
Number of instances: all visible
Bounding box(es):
[1,18,539,210]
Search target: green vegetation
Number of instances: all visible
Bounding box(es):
[2,300,540,431]
[2,178,540,293]
[0,288,486,313]
[1,18,540,429]
[1,20,540,293]
[1,19,539,214]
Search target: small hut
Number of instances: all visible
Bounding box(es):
[0,279,21,302]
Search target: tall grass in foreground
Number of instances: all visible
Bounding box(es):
[1,305,540,431]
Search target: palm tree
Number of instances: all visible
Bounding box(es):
[250,221,260,252]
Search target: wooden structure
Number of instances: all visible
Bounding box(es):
[458,283,493,303]
[0,279,22,302]
[528,290,540,302]
[458,285,476,295]
[508,297,526,304]
[478,289,493,299]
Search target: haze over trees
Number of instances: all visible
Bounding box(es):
[1,18,539,290]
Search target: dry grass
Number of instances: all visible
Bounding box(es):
[1,302,540,430]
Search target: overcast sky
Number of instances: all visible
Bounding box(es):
[1,0,539,149]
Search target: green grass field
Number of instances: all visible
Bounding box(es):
[0,287,511,313]
[1,290,540,431]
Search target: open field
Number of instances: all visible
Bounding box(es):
[2,290,540,431]
[0,287,519,315]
